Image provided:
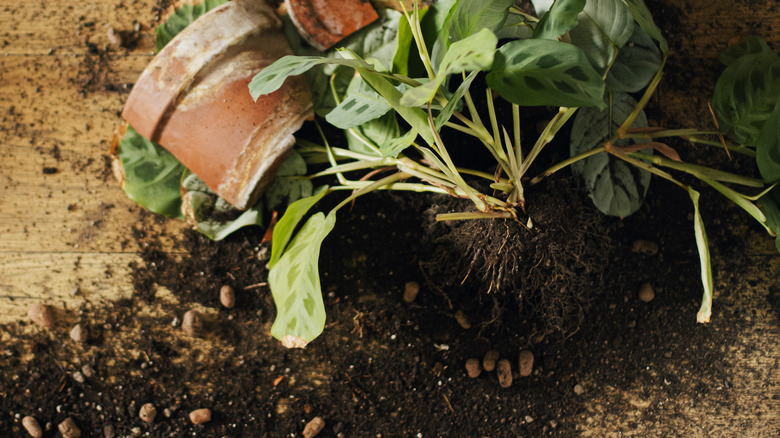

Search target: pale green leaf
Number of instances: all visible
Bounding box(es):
[265,150,314,213]
[347,111,401,155]
[326,76,393,129]
[494,13,534,40]
[450,0,514,42]
[435,71,479,129]
[486,38,606,108]
[570,92,651,217]
[687,188,713,323]
[268,212,336,346]
[269,188,329,269]
[621,0,669,54]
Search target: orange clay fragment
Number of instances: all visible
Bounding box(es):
[286,0,379,51]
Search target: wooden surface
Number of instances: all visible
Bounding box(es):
[1,0,779,434]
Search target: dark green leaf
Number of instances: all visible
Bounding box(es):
[117,126,185,218]
[450,0,514,42]
[621,0,669,54]
[756,97,780,183]
[712,51,780,146]
[494,13,534,40]
[719,36,773,66]
[758,186,780,252]
[155,0,228,51]
[486,38,606,108]
[605,25,662,92]
[181,173,264,241]
[268,212,336,346]
[533,0,585,40]
[570,92,651,217]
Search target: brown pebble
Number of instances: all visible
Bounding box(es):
[219,285,236,308]
[58,417,81,438]
[497,359,513,388]
[465,358,481,378]
[403,281,420,303]
[182,310,203,336]
[22,416,43,438]
[189,408,212,425]
[303,416,325,438]
[139,403,157,424]
[70,323,88,343]
[27,303,54,328]
[631,239,659,255]
[518,350,534,377]
[639,283,655,303]
[482,349,499,372]
[454,310,471,329]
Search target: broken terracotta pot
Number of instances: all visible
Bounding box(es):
[121,0,312,210]
[286,0,379,51]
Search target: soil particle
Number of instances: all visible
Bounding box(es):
[219,285,236,308]
[189,408,212,425]
[302,416,325,438]
[483,349,499,372]
[27,303,54,328]
[58,417,81,438]
[465,358,481,378]
[403,280,420,303]
[21,416,43,438]
[518,350,534,377]
[69,323,88,343]
[497,359,513,388]
[639,283,656,303]
[632,239,660,255]
[181,309,203,336]
[138,403,156,424]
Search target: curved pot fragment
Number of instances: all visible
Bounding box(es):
[122,0,313,210]
[286,0,379,51]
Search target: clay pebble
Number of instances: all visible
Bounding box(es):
[497,359,513,388]
[518,350,534,377]
[639,283,655,303]
[27,303,54,328]
[483,350,499,372]
[22,416,43,438]
[58,417,81,438]
[220,285,236,308]
[189,408,212,425]
[182,310,203,336]
[70,323,88,343]
[403,281,420,303]
[139,403,157,424]
[303,416,325,438]
[465,358,481,378]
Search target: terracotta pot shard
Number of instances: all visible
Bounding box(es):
[286,0,379,51]
[122,0,313,210]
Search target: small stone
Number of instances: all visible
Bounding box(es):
[27,303,54,328]
[638,283,655,303]
[163,408,172,418]
[58,417,81,438]
[482,350,499,372]
[81,364,96,378]
[497,359,513,388]
[70,324,88,343]
[71,371,85,383]
[103,425,115,438]
[403,281,420,303]
[524,415,534,423]
[574,384,585,395]
[454,310,471,329]
[189,408,212,425]
[182,310,203,337]
[465,358,481,378]
[107,28,123,47]
[303,416,326,438]
[631,239,659,255]
[22,416,43,438]
[130,427,141,436]
[518,350,534,377]
[220,285,236,308]
[139,403,156,424]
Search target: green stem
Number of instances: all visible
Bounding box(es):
[685,136,756,158]
[519,107,577,177]
[332,172,408,213]
[617,55,667,138]
[624,129,717,139]
[330,180,449,195]
[530,145,606,185]
[437,211,514,221]
[629,152,765,187]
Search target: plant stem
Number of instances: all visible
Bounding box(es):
[617,55,667,138]
[331,172,409,213]
[437,211,514,221]
[629,152,765,187]
[624,129,717,139]
[685,136,756,158]
[530,145,606,185]
[519,107,577,177]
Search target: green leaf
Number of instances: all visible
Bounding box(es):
[181,173,265,241]
[719,36,772,66]
[486,38,606,108]
[429,0,458,70]
[494,13,534,40]
[605,25,663,92]
[326,76,393,129]
[568,0,634,73]
[712,51,780,146]
[533,0,585,40]
[435,71,479,129]
[570,92,651,217]
[392,7,416,76]
[758,187,780,252]
[756,97,780,183]
[269,188,329,269]
[268,212,336,346]
[155,0,228,51]
[621,0,669,54]
[264,150,314,213]
[322,9,402,75]
[401,28,497,106]
[117,126,185,218]
[339,49,434,146]
[450,0,514,42]
[379,128,419,158]
[347,111,401,155]
[248,55,371,101]
[687,188,713,323]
